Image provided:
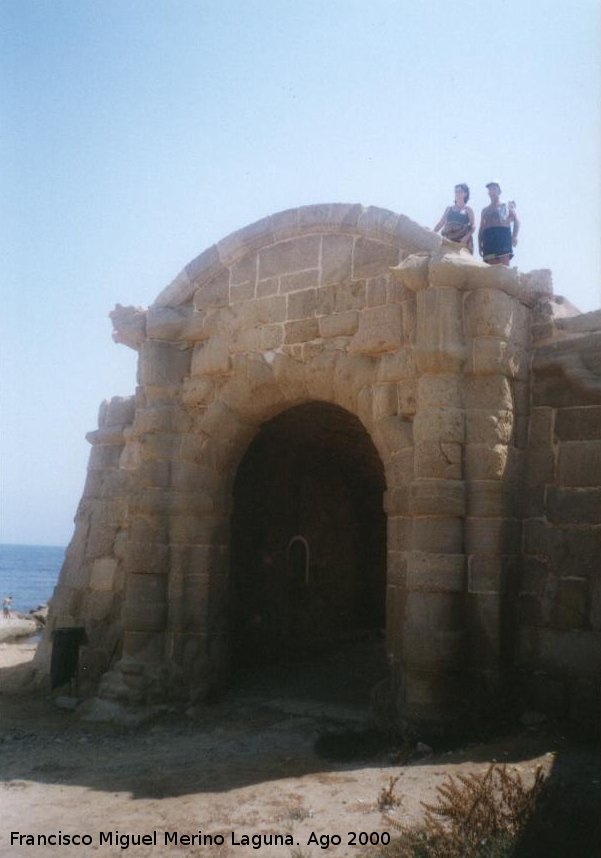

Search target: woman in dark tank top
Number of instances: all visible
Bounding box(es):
[434,183,475,253]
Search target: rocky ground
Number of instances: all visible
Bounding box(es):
[0,640,598,858]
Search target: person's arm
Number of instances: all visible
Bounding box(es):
[460,206,476,246]
[478,208,486,256]
[509,204,520,246]
[434,207,449,232]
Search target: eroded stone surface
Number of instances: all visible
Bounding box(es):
[37,203,601,732]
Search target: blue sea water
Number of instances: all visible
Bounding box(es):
[0,544,65,615]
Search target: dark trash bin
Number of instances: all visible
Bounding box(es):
[50,627,87,690]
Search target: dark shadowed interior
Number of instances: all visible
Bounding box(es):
[230,402,388,703]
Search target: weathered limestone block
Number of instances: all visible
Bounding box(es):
[546,487,601,524]
[528,407,553,448]
[409,479,465,517]
[468,556,510,594]
[464,376,513,410]
[297,202,363,233]
[146,306,190,340]
[406,553,466,592]
[464,288,529,341]
[84,590,116,623]
[320,234,353,284]
[120,630,166,666]
[411,517,463,553]
[287,288,317,320]
[257,276,278,297]
[86,517,122,559]
[280,269,320,294]
[87,445,122,472]
[413,407,464,444]
[388,449,415,486]
[258,235,320,280]
[99,396,136,430]
[518,268,554,304]
[557,441,601,486]
[377,349,416,382]
[119,438,142,471]
[524,520,600,578]
[168,574,211,632]
[389,254,429,292]
[318,311,359,339]
[245,295,287,326]
[124,572,167,622]
[417,375,461,409]
[218,375,283,423]
[533,333,601,407]
[134,460,170,489]
[350,304,403,355]
[554,406,601,441]
[466,410,514,445]
[333,280,367,312]
[427,251,483,291]
[551,579,588,630]
[384,486,410,516]
[518,628,601,676]
[137,432,180,463]
[471,339,527,379]
[374,414,413,454]
[397,380,417,416]
[181,377,215,407]
[525,448,555,486]
[230,280,255,303]
[465,444,510,480]
[230,252,257,286]
[367,275,388,307]
[282,318,319,346]
[465,517,521,555]
[415,287,466,374]
[169,462,215,495]
[352,237,399,279]
[387,516,413,552]
[132,404,192,436]
[414,441,462,480]
[333,353,376,400]
[139,341,191,386]
[402,298,417,344]
[215,215,275,264]
[467,481,514,517]
[258,325,283,350]
[372,384,399,421]
[228,326,260,353]
[110,304,146,350]
[90,558,118,591]
[403,592,467,668]
[467,593,503,664]
[191,337,231,376]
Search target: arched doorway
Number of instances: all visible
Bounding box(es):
[230,402,387,703]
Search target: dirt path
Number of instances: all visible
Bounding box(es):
[0,642,597,858]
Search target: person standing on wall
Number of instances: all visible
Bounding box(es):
[434,183,475,253]
[478,180,520,265]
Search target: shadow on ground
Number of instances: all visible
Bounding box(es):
[1,645,599,857]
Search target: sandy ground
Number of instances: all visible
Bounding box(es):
[0,640,598,858]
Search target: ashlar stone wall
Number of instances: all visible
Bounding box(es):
[519,305,601,727]
[35,204,600,730]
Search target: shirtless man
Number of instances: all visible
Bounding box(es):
[478,181,520,266]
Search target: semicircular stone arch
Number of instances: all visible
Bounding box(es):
[104,203,435,715]
[45,202,560,730]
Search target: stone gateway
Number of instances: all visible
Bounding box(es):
[34,204,601,731]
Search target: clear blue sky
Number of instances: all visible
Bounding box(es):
[1,0,600,546]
